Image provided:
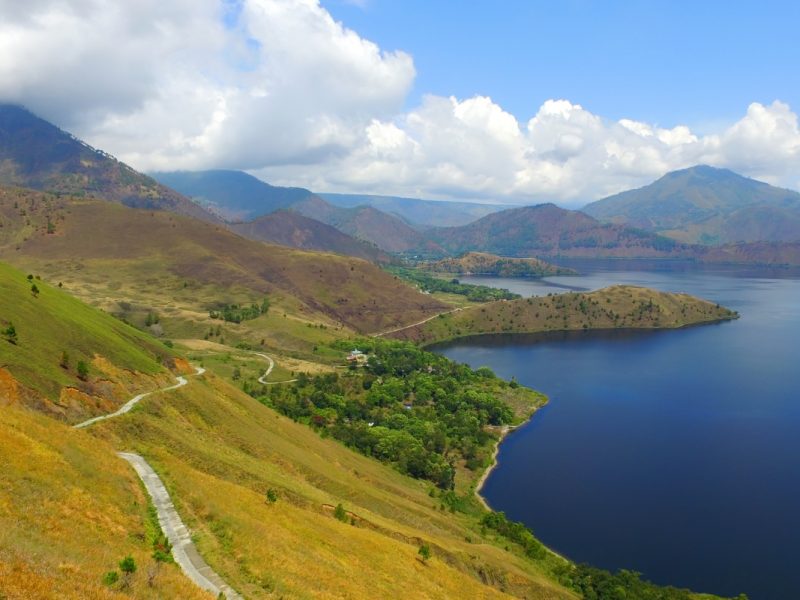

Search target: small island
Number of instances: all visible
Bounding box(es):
[388,285,739,345]
[423,251,577,277]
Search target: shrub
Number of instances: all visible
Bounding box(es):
[333,503,348,522]
[76,360,89,381]
[102,570,119,586]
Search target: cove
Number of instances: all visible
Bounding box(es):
[434,262,800,600]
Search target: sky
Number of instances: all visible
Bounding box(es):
[1,0,799,207]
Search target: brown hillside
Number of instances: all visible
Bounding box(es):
[230,209,389,263]
[0,104,216,223]
[0,187,447,334]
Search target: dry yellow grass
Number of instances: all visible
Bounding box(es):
[87,372,576,600]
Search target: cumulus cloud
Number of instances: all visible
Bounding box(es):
[1,0,799,205]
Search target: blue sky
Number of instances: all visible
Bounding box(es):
[4,1,799,203]
[322,0,800,131]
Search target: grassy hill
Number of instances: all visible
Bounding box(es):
[427,203,684,258]
[0,187,447,348]
[583,165,800,245]
[388,285,738,345]
[0,260,181,421]
[0,105,215,223]
[230,209,390,263]
[424,252,576,277]
[150,170,315,221]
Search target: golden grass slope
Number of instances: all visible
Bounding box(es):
[388,285,739,345]
[0,406,212,599]
[425,252,576,277]
[89,370,576,600]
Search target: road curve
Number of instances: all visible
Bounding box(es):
[73,367,205,429]
[118,452,242,600]
[254,352,274,384]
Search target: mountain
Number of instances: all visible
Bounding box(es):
[229,209,390,263]
[0,186,446,338]
[0,104,215,222]
[319,192,509,228]
[428,203,683,258]
[151,169,315,221]
[291,194,440,254]
[424,252,576,277]
[583,165,800,244]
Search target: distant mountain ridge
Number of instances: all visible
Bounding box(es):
[229,209,390,263]
[319,192,510,228]
[583,165,800,245]
[0,104,215,222]
[151,169,315,221]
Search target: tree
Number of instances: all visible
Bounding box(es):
[3,323,17,344]
[418,544,431,563]
[30,283,39,297]
[333,503,348,522]
[60,350,70,369]
[119,555,136,586]
[266,488,278,503]
[77,360,90,381]
[102,570,119,586]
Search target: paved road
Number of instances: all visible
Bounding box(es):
[74,367,205,429]
[118,452,243,600]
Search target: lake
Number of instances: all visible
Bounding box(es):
[436,261,800,600]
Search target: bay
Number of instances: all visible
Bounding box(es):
[436,261,800,600]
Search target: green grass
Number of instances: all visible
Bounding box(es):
[0,260,172,402]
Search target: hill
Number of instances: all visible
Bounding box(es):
[292,194,439,253]
[424,252,576,277]
[320,192,509,228]
[151,169,315,221]
[0,187,447,344]
[0,104,215,222]
[230,209,390,262]
[427,203,683,258]
[583,165,800,245]
[388,285,738,345]
[0,260,184,421]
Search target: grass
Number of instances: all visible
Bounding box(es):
[0,260,177,420]
[88,370,577,600]
[0,405,212,599]
[390,285,740,345]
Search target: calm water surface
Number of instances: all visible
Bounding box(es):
[439,261,800,600]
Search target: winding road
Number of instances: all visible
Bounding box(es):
[118,452,243,600]
[73,365,242,599]
[254,351,297,385]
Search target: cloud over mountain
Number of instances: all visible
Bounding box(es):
[1,0,798,205]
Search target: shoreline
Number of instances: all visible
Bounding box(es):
[475,411,537,511]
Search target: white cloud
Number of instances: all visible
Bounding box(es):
[1,1,799,205]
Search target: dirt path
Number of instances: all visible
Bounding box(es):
[118,452,243,600]
[253,352,297,385]
[372,307,462,338]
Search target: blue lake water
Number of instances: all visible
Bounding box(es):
[437,261,800,600]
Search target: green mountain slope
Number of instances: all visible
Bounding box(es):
[583,165,800,244]
[0,260,177,420]
[0,104,215,222]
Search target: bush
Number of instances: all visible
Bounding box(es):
[76,360,89,381]
[333,503,348,522]
[266,488,278,503]
[102,570,119,586]
[418,544,431,562]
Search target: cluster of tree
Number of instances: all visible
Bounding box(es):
[554,563,748,600]
[258,338,525,488]
[209,298,270,323]
[385,266,519,302]
[481,511,547,560]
